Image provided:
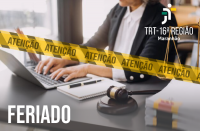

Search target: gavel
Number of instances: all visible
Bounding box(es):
[107,86,161,102]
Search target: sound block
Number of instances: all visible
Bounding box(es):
[97,96,138,115]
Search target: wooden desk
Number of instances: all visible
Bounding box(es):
[173,6,200,27]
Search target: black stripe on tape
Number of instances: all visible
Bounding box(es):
[45,39,53,43]
[62,42,70,46]
[146,72,155,76]
[1,45,10,48]
[88,61,96,65]
[105,64,113,68]
[114,52,131,72]
[175,77,183,81]
[184,64,198,84]
[10,32,18,36]
[140,71,149,75]
[71,58,79,62]
[36,51,44,55]
[157,74,166,78]
[114,52,122,55]
[79,45,88,49]
[18,48,27,52]
[192,81,200,84]
[27,35,36,39]
[166,61,174,66]
[53,55,62,58]
[25,36,44,56]
[183,65,191,68]
[131,55,139,58]
[96,48,105,52]
[113,52,124,59]
[123,67,131,72]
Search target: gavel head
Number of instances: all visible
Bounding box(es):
[107,86,129,101]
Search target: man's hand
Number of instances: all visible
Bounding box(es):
[35,58,78,75]
[50,64,89,82]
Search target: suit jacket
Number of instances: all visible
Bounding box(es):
[84,2,177,83]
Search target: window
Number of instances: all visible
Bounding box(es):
[82,0,119,43]
[0,0,58,71]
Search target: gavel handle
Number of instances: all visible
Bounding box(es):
[128,90,161,95]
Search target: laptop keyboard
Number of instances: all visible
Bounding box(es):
[28,68,65,86]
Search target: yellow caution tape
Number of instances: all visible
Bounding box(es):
[1,30,200,83]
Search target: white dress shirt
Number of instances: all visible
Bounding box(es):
[112,3,146,81]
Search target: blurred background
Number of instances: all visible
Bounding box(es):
[1,0,200,70]
[1,0,200,130]
[0,0,118,72]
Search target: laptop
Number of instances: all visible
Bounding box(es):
[0,49,92,89]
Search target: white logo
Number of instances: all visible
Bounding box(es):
[162,4,172,25]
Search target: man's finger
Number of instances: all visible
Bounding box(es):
[64,73,76,82]
[50,70,61,79]
[55,71,66,80]
[44,61,54,75]
[54,69,71,80]
[50,65,61,73]
[38,61,48,74]
[35,61,42,73]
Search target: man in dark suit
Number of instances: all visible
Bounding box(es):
[35,0,177,82]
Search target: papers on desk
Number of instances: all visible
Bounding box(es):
[57,75,125,100]
[145,80,200,130]
[145,108,200,131]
